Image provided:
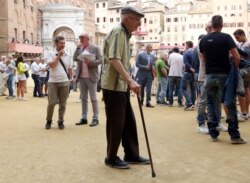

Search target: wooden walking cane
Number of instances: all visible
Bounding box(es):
[136,94,156,178]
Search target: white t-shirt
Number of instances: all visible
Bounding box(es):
[47,51,72,83]
[39,63,47,78]
[31,62,40,75]
[168,52,184,77]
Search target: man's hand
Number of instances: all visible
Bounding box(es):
[77,44,83,49]
[84,58,90,65]
[128,80,141,95]
[190,68,195,73]
[146,64,150,70]
[58,50,65,57]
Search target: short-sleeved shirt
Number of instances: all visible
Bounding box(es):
[39,63,48,78]
[155,59,166,78]
[199,32,236,74]
[101,23,131,92]
[47,50,72,83]
[168,52,184,77]
[239,41,250,61]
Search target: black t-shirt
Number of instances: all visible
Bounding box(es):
[199,32,236,74]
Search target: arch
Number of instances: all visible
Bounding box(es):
[50,24,78,41]
[53,26,75,42]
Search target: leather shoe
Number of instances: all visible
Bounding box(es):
[124,156,150,165]
[146,103,154,108]
[89,119,99,127]
[75,118,88,125]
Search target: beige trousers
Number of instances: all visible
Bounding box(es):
[46,82,70,123]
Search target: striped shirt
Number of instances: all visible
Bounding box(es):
[101,23,131,92]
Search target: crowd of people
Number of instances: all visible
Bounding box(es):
[0,6,249,170]
[0,56,49,100]
[132,15,250,144]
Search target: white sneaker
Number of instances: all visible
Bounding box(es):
[21,97,28,101]
[197,125,209,134]
[237,112,247,122]
[216,124,228,132]
[16,97,22,101]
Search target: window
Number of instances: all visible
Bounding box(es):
[155,37,157,40]
[166,18,171,22]
[224,6,227,10]
[149,20,153,24]
[144,18,147,24]
[237,22,244,27]
[103,3,105,8]
[116,9,119,13]
[23,0,26,8]
[14,28,17,40]
[239,5,242,10]
[182,26,185,32]
[174,17,178,22]
[191,35,194,41]
[239,13,242,17]
[217,6,220,11]
[116,17,120,22]
[174,26,178,32]
[154,29,158,33]
[149,29,153,33]
[14,0,17,4]
[23,31,26,41]
[96,3,99,8]
[110,18,113,22]
[167,26,170,32]
[31,33,33,44]
[97,17,100,23]
[103,17,106,22]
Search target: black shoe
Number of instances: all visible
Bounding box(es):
[105,156,130,169]
[45,120,52,129]
[124,156,150,165]
[58,122,65,130]
[75,118,88,125]
[39,94,45,98]
[89,119,99,127]
[146,103,154,108]
[33,95,39,97]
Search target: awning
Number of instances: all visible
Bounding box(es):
[8,43,43,54]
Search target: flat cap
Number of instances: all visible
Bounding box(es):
[121,6,144,18]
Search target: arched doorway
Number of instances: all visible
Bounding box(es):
[53,26,77,57]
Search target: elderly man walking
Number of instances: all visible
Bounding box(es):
[101,6,149,169]
[73,33,102,127]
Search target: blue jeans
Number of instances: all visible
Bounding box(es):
[197,81,207,126]
[157,77,167,103]
[139,77,153,104]
[194,73,201,97]
[156,81,161,102]
[181,72,196,106]
[7,74,14,97]
[205,74,240,139]
[168,76,182,105]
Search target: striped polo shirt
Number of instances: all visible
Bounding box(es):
[101,23,131,92]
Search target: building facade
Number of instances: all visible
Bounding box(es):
[0,0,42,56]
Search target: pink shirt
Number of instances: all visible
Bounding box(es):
[80,45,90,78]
